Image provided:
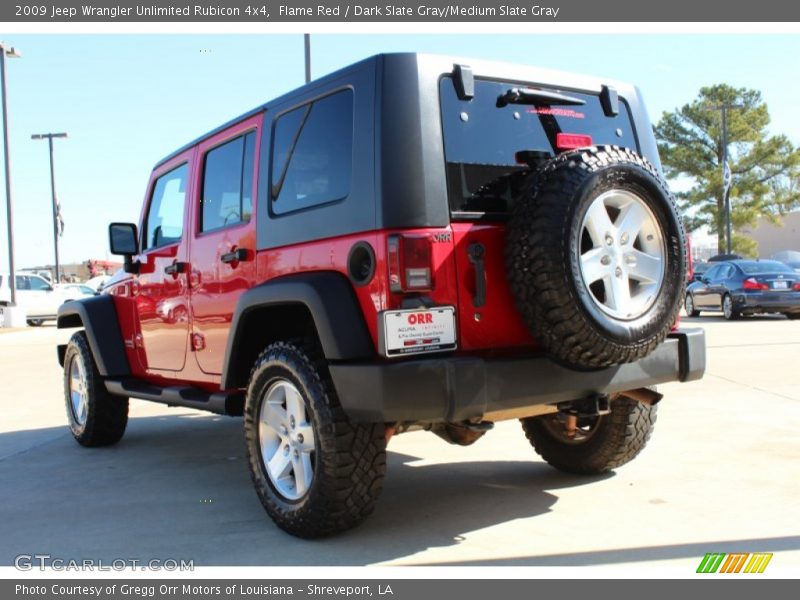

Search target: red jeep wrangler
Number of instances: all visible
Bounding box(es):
[57,54,705,538]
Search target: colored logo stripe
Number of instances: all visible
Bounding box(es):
[697,553,726,573]
[720,553,749,573]
[744,553,773,573]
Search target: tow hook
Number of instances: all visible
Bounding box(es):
[557,395,611,439]
[558,394,611,418]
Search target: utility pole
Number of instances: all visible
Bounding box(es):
[31,132,68,283]
[304,34,311,84]
[0,41,21,307]
[705,103,743,255]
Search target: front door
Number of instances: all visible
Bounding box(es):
[188,117,260,375]
[134,155,193,374]
[693,264,720,309]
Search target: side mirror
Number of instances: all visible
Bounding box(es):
[109,222,140,274]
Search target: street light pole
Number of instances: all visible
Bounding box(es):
[0,41,21,306]
[304,34,311,84]
[32,132,68,283]
[706,103,743,255]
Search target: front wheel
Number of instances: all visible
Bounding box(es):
[63,331,129,446]
[521,393,657,475]
[722,294,739,320]
[27,318,44,327]
[244,342,386,538]
[684,293,700,317]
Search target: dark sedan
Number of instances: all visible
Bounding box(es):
[685,260,800,320]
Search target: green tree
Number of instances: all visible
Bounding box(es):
[655,84,800,256]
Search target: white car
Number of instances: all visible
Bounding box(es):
[0,272,74,326]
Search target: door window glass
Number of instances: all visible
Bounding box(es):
[144,164,188,250]
[200,131,256,232]
[27,276,51,291]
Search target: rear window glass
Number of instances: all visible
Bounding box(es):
[271,89,354,215]
[738,261,794,274]
[440,77,638,217]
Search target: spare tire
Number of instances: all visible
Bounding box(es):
[506,145,686,368]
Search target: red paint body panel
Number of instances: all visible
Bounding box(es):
[450,222,539,353]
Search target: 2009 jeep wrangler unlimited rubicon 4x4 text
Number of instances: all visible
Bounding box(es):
[56,54,705,538]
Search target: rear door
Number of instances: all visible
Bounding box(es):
[188,116,261,375]
[133,154,193,374]
[439,76,640,352]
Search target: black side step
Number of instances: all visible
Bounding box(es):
[104,379,244,416]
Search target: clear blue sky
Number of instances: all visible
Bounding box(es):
[1,34,799,271]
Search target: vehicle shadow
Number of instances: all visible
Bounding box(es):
[0,413,611,566]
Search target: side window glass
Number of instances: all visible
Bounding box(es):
[271,89,354,214]
[16,276,29,290]
[28,277,50,291]
[704,266,719,281]
[200,131,256,233]
[144,164,188,250]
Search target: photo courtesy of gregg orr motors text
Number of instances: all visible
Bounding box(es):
[15,585,392,597]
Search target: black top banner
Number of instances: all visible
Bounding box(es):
[2,0,798,22]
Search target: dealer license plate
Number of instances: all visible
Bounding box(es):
[382,307,457,357]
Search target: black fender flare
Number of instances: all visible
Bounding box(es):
[221,272,374,390]
[57,295,131,377]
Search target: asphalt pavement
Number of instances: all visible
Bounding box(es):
[1,314,798,569]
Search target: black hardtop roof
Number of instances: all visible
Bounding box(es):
[154,52,635,169]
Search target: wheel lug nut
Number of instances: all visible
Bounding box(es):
[620,232,629,245]
[293,449,299,458]
[605,234,614,246]
[296,433,304,444]
[600,255,611,266]
[284,445,290,455]
[290,416,296,429]
[615,267,623,277]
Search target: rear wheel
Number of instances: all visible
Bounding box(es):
[63,331,128,446]
[244,341,386,538]
[722,294,738,320]
[27,318,44,327]
[684,293,700,317]
[786,313,800,320]
[521,393,657,475]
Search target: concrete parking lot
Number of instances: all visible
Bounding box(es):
[1,315,798,569]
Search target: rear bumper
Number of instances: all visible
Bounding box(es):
[330,328,706,423]
[734,293,800,314]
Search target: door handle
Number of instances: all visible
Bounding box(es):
[467,243,487,308]
[220,248,250,264]
[164,262,189,276]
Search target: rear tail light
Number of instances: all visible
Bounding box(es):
[387,234,433,293]
[793,282,800,291]
[743,277,768,291]
[556,133,593,150]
